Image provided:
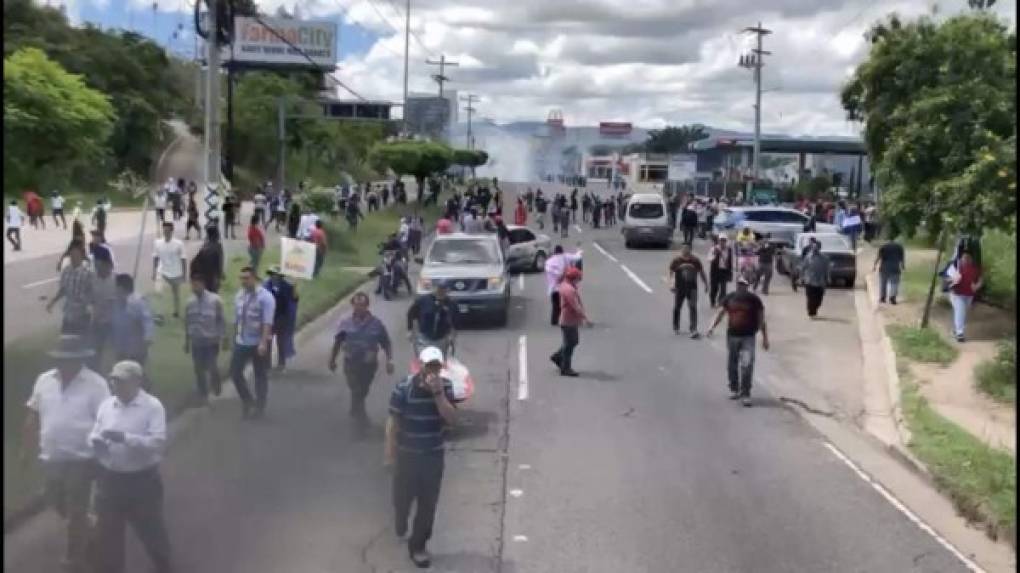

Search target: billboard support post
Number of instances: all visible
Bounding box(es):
[202,0,222,235]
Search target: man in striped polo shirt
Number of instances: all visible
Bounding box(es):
[386,346,456,569]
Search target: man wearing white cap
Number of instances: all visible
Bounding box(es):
[386,346,456,568]
[22,335,109,573]
[707,276,770,407]
[90,360,171,573]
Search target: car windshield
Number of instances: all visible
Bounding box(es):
[803,235,851,251]
[629,203,664,218]
[427,239,501,265]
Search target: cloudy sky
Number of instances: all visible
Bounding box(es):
[59,0,1015,136]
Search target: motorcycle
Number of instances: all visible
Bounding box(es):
[370,249,412,300]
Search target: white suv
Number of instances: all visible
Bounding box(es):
[713,206,836,247]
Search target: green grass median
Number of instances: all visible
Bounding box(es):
[3,200,438,524]
[886,324,959,365]
[900,370,1017,547]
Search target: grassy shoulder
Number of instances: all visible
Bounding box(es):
[887,324,959,365]
[899,367,1017,547]
[975,339,1017,405]
[3,200,439,523]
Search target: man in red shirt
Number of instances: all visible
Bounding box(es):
[948,251,983,342]
[436,217,454,235]
[550,267,592,377]
[247,214,266,273]
[310,220,328,278]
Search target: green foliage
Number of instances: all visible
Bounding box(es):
[842,13,1016,237]
[369,140,453,183]
[980,227,1016,309]
[642,125,709,154]
[793,174,833,200]
[900,378,1016,546]
[975,338,1016,404]
[887,324,959,365]
[452,149,489,168]
[299,189,336,215]
[3,47,116,193]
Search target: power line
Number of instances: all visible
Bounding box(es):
[328,0,404,57]
[383,0,437,57]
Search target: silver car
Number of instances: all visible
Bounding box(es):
[416,233,511,326]
[505,225,552,272]
[777,232,858,288]
[713,206,837,247]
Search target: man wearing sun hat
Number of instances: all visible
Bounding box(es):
[90,360,171,573]
[21,335,110,572]
[386,346,457,569]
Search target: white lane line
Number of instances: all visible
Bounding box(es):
[518,464,532,470]
[573,224,583,233]
[823,442,985,573]
[513,535,528,543]
[592,241,618,263]
[509,489,524,498]
[517,335,529,401]
[519,273,526,291]
[22,277,59,289]
[620,264,654,294]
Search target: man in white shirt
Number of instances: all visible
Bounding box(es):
[152,222,186,318]
[7,199,25,251]
[253,189,268,227]
[154,187,168,224]
[297,210,319,240]
[544,245,583,326]
[22,335,110,572]
[90,360,171,573]
[52,191,68,229]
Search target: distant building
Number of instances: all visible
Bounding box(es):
[406,93,454,141]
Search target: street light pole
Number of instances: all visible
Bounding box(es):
[461,94,479,150]
[201,0,223,232]
[402,0,410,137]
[741,22,771,183]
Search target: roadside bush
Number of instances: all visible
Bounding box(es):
[887,325,959,365]
[980,228,1016,310]
[976,338,1017,405]
[299,189,336,215]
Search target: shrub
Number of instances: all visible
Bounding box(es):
[976,338,1017,404]
[299,189,335,215]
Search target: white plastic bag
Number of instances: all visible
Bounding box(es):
[408,356,475,403]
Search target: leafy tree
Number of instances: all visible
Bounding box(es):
[643,125,708,154]
[4,47,116,193]
[841,12,1016,237]
[370,140,453,192]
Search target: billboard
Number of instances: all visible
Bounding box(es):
[599,122,632,136]
[667,154,697,181]
[226,17,338,69]
[405,95,452,140]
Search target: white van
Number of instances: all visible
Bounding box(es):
[622,193,673,248]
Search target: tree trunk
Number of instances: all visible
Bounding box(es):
[920,228,947,329]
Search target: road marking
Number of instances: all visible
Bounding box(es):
[518,273,524,290]
[518,464,531,470]
[517,335,529,401]
[509,489,524,498]
[620,264,654,294]
[823,442,985,573]
[592,241,618,263]
[22,277,59,289]
[573,224,583,233]
[513,535,528,543]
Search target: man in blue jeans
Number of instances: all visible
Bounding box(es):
[873,238,905,305]
[706,276,770,407]
[231,267,276,419]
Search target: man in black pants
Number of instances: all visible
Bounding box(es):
[669,244,708,338]
[709,236,734,307]
[680,201,698,246]
[387,347,457,569]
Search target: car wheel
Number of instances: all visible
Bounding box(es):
[533,251,547,272]
[494,304,509,327]
[625,239,633,248]
[846,275,856,288]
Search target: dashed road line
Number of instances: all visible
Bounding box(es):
[573,224,583,233]
[517,335,529,401]
[518,273,525,291]
[22,277,59,289]
[620,264,654,294]
[592,241,618,263]
[823,442,985,573]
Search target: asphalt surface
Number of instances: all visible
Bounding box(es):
[4,183,989,572]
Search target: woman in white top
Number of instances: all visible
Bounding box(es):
[7,200,25,251]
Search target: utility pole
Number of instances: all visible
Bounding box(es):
[461,94,479,150]
[402,0,410,137]
[740,22,771,183]
[426,55,459,98]
[201,0,223,231]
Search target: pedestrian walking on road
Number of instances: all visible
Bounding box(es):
[801,240,831,318]
[550,267,591,377]
[386,346,457,569]
[170,178,184,221]
[184,195,202,240]
[90,360,172,573]
[545,245,583,326]
[21,335,109,573]
[230,266,276,419]
[191,226,225,294]
[222,193,237,239]
[709,236,734,307]
[330,292,395,429]
[680,201,698,246]
[264,267,298,370]
[310,220,328,278]
[153,222,186,318]
[7,199,25,251]
[707,277,769,407]
[253,189,268,228]
[874,238,905,305]
[47,240,94,335]
[246,214,266,273]
[946,251,983,343]
[88,228,117,270]
[755,234,776,295]
[154,188,168,225]
[407,283,458,357]
[92,199,108,240]
[287,202,301,238]
[185,274,227,402]
[669,244,708,338]
[91,258,118,372]
[52,191,68,229]
[111,274,155,368]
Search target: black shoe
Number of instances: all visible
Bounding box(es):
[560,369,580,377]
[690,332,701,340]
[878,298,886,304]
[742,397,753,408]
[550,354,562,368]
[409,546,431,568]
[890,297,897,305]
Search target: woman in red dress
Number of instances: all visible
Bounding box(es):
[514,197,527,226]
